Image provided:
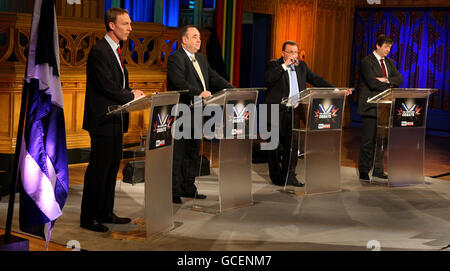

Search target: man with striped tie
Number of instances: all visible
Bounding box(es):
[167,25,233,204]
[265,40,334,187]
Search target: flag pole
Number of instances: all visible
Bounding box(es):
[3,80,29,242]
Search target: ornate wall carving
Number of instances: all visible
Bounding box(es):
[0,12,210,153]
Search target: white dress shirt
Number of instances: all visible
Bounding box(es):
[373,50,389,78]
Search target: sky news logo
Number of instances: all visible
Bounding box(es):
[401,121,414,127]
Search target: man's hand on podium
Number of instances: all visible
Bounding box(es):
[344,88,353,96]
[199,90,211,99]
[132,89,145,100]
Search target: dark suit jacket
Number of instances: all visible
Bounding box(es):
[357,53,403,117]
[167,48,233,104]
[83,38,134,136]
[264,57,334,107]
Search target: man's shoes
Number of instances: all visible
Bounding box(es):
[286,181,304,187]
[173,196,182,204]
[80,220,109,232]
[98,214,131,224]
[286,174,304,187]
[359,172,370,181]
[181,193,207,199]
[372,172,388,179]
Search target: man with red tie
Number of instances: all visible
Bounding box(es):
[81,8,144,232]
[357,35,403,181]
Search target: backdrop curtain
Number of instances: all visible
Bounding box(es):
[350,8,449,132]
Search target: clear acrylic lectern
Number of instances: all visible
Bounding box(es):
[192,88,260,213]
[282,88,351,195]
[367,88,437,186]
[108,92,180,239]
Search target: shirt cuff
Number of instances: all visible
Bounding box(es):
[281,63,289,71]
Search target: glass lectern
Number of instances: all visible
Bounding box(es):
[282,88,351,195]
[107,92,180,239]
[367,88,437,186]
[192,88,260,213]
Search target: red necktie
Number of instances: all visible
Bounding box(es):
[380,58,387,78]
[117,46,124,68]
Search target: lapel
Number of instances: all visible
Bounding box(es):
[194,52,208,89]
[101,38,124,85]
[370,53,384,77]
[181,49,206,89]
[278,57,290,88]
[384,57,394,74]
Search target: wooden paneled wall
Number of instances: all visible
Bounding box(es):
[0,12,210,154]
[55,0,105,19]
[312,0,355,88]
[0,0,106,17]
[243,0,356,88]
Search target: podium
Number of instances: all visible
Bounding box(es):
[367,88,437,186]
[107,92,180,239]
[192,88,260,213]
[282,88,350,195]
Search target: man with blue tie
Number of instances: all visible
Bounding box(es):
[265,40,334,187]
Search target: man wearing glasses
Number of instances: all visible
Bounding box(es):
[264,40,333,187]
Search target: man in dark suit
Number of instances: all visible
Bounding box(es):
[358,35,403,181]
[81,8,144,232]
[167,25,233,204]
[265,40,334,187]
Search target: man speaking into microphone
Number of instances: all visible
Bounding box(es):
[264,40,334,187]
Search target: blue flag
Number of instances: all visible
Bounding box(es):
[18,0,69,246]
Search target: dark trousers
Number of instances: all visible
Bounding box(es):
[358,116,386,174]
[267,109,298,185]
[172,137,201,197]
[81,133,123,223]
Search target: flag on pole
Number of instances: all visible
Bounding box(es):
[18,0,69,246]
[215,0,243,87]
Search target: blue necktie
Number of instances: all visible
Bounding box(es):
[289,65,299,106]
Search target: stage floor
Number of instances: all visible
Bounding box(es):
[1,164,449,251]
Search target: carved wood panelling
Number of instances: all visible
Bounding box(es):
[243,0,275,14]
[0,12,209,153]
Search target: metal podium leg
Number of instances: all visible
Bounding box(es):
[218,139,253,212]
[388,127,425,186]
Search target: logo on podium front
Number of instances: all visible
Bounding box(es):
[309,98,343,131]
[226,100,255,138]
[393,98,426,128]
[149,105,175,150]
